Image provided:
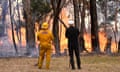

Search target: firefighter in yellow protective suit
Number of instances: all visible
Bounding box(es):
[37,22,54,69]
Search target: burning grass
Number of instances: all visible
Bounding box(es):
[0,55,120,72]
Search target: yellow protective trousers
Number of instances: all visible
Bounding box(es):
[38,46,52,69]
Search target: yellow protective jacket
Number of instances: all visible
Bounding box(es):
[37,30,54,48]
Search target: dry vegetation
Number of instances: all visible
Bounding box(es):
[0,55,120,72]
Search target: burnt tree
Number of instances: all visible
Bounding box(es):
[90,0,100,53]
[23,0,35,55]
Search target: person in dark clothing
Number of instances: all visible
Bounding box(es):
[65,20,81,70]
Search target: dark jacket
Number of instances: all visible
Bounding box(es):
[65,26,80,47]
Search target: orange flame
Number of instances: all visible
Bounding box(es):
[7,27,118,53]
[7,27,26,46]
[83,31,118,53]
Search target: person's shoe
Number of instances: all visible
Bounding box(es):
[78,67,81,70]
[38,66,42,69]
[72,67,75,70]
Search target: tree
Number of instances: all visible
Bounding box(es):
[79,0,88,52]
[22,0,35,55]
[16,0,22,46]
[31,0,51,23]
[51,0,66,55]
[9,0,18,54]
[1,0,8,36]
[90,0,100,53]
[73,0,80,29]
[118,40,120,53]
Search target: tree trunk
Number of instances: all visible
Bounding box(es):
[9,0,18,54]
[90,0,100,53]
[23,0,35,55]
[17,0,22,47]
[73,0,80,29]
[1,0,8,35]
[53,16,61,55]
[51,0,63,55]
[104,36,112,55]
[114,0,119,53]
[80,0,85,34]
[79,0,88,52]
[118,40,120,53]
[104,0,107,23]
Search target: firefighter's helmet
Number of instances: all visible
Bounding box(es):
[41,22,48,29]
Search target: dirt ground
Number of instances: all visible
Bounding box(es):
[0,55,120,72]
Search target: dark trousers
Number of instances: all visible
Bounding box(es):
[68,44,81,69]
